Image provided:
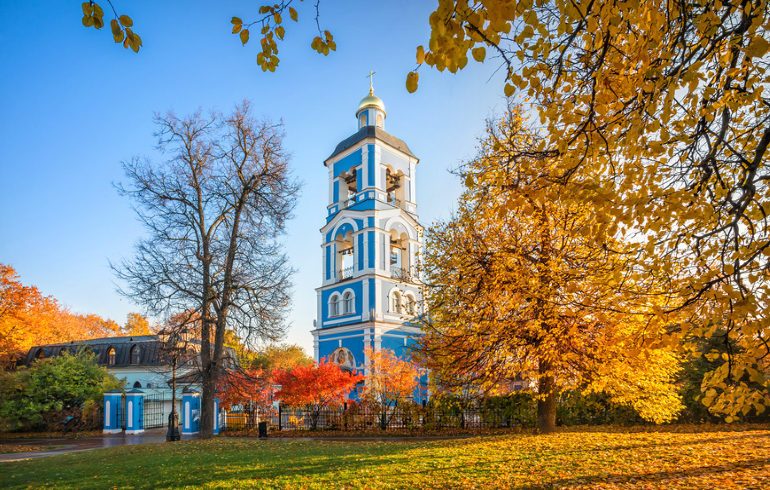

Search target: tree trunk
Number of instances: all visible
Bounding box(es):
[200,368,216,438]
[537,359,557,434]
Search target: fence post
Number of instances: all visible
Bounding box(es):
[278,403,282,431]
[182,389,201,435]
[213,396,220,435]
[125,389,145,434]
[343,402,348,431]
[102,389,123,434]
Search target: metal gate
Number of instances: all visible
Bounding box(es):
[143,393,168,429]
[115,394,127,430]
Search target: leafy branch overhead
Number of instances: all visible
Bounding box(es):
[231,1,335,72]
[81,2,141,52]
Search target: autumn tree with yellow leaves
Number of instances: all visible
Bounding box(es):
[410,0,770,421]
[415,106,683,433]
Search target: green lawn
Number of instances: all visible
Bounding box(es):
[1,425,768,489]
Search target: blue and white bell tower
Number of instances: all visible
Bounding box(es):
[312,81,424,387]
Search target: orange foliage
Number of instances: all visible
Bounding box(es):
[360,346,424,406]
[217,368,273,410]
[124,312,156,336]
[0,264,122,368]
[275,359,363,409]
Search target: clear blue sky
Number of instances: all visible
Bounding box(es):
[0,1,507,354]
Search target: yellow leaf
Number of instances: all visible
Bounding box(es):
[406,71,419,93]
[289,7,298,22]
[119,15,133,27]
[231,16,242,25]
[472,47,486,62]
[746,36,770,58]
[416,45,425,65]
[232,24,242,34]
[240,29,250,45]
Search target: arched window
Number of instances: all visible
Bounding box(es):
[376,113,384,128]
[342,291,355,314]
[392,291,402,314]
[107,347,116,366]
[329,294,340,317]
[130,345,140,365]
[405,295,416,315]
[35,348,45,361]
[133,381,142,388]
[359,113,366,129]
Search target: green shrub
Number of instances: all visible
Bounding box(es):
[0,347,124,432]
[556,391,647,426]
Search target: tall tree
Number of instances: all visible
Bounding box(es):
[113,101,300,438]
[416,106,682,433]
[412,0,770,419]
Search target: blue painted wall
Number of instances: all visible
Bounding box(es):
[321,281,364,323]
[367,232,374,268]
[367,145,375,187]
[357,234,364,271]
[325,246,330,281]
[382,334,409,358]
[333,149,363,177]
[368,279,376,314]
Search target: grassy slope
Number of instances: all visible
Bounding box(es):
[0,426,768,489]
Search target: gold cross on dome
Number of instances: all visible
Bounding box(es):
[367,70,376,95]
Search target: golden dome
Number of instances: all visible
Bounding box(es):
[357,91,386,116]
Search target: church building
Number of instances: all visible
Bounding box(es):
[311,81,424,397]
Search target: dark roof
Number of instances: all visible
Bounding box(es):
[24,335,239,371]
[326,126,416,162]
[24,335,169,368]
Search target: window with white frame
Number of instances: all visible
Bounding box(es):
[329,294,340,317]
[392,291,403,314]
[342,291,355,314]
[405,294,416,315]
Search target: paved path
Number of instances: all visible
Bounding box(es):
[0,430,198,462]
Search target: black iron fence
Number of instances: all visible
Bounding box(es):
[224,406,279,430]
[222,399,533,432]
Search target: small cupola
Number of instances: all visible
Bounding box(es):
[356,71,386,130]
